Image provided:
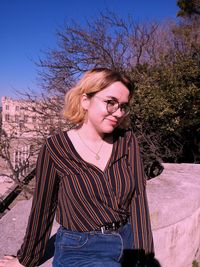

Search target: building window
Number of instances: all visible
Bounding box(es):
[5,105,9,110]
[24,115,28,123]
[5,114,10,121]
[15,115,20,123]
[15,106,20,111]
[42,117,47,124]
[32,116,36,123]
[19,122,24,131]
[20,106,28,111]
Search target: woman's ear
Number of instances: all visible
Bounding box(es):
[80,93,90,110]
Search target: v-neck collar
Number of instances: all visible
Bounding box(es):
[63,130,120,174]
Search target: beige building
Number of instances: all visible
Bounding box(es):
[2,97,35,137]
[1,96,65,178]
[1,96,62,138]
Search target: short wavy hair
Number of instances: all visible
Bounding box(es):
[63,68,134,128]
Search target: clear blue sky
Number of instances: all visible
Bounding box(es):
[0,0,179,104]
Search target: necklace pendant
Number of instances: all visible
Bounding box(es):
[95,154,100,160]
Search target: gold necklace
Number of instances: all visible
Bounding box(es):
[77,131,104,160]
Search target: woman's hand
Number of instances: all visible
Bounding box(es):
[0,255,24,267]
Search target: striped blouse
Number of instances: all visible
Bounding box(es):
[17,129,154,267]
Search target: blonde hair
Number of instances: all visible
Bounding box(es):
[63,68,134,128]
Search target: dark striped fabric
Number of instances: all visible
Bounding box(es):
[17,129,154,267]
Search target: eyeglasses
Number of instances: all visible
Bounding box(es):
[91,95,130,116]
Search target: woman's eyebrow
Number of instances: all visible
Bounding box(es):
[106,96,129,104]
[106,96,118,100]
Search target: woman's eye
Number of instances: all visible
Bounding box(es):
[121,105,127,110]
[107,100,117,106]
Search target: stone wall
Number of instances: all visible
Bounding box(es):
[0,163,199,267]
[148,163,200,267]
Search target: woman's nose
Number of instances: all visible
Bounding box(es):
[112,107,124,118]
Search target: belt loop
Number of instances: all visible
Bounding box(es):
[101,226,106,234]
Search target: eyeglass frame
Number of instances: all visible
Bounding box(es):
[86,93,130,117]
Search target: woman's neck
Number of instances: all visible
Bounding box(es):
[76,124,105,142]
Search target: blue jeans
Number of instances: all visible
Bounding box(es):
[52,222,134,267]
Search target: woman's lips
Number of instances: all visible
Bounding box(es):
[106,118,118,125]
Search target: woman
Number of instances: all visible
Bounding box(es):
[0,68,154,267]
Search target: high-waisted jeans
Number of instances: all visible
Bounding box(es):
[52,222,135,267]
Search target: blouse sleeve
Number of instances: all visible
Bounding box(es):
[17,142,60,267]
[128,132,154,255]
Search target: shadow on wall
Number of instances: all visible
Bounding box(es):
[121,249,162,267]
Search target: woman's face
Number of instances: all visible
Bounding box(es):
[82,81,130,135]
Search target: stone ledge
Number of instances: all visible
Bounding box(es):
[148,163,200,267]
[0,163,199,267]
[148,163,200,229]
